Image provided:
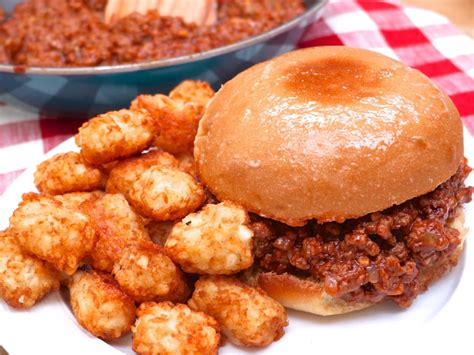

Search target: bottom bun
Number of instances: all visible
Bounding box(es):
[254,272,372,316]
[244,209,467,316]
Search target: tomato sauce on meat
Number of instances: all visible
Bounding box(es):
[0,0,305,67]
[251,160,473,307]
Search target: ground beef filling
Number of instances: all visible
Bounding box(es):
[251,160,473,307]
[0,0,305,67]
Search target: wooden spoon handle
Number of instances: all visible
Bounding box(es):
[105,0,217,26]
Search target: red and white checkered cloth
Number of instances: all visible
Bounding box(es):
[1,0,473,195]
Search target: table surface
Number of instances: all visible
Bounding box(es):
[403,0,474,36]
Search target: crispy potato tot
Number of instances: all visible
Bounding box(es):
[131,94,201,154]
[165,202,254,274]
[106,149,179,199]
[113,242,190,303]
[34,152,107,195]
[100,160,119,172]
[70,270,136,340]
[129,167,205,221]
[169,80,215,108]
[175,152,197,177]
[132,302,220,355]
[55,191,105,211]
[9,193,96,275]
[147,220,175,246]
[82,193,150,272]
[75,109,156,165]
[0,230,60,309]
[188,276,288,347]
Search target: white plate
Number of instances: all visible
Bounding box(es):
[1,132,473,355]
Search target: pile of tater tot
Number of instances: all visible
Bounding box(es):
[0,80,288,354]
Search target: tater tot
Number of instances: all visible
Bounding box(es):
[112,242,190,303]
[75,109,156,165]
[106,149,179,199]
[165,202,254,274]
[175,152,197,177]
[55,191,105,211]
[0,230,60,309]
[82,193,150,272]
[101,160,119,173]
[188,276,288,347]
[131,94,201,154]
[132,302,220,355]
[69,270,136,340]
[169,80,215,108]
[147,220,175,246]
[9,193,96,275]
[129,167,205,221]
[34,152,107,195]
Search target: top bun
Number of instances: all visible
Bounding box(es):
[194,46,463,226]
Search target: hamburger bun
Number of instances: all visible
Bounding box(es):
[242,210,467,316]
[194,46,463,226]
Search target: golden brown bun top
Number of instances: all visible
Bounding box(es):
[195,46,463,226]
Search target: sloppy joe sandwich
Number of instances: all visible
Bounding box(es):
[194,46,473,315]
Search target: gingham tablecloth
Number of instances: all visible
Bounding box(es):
[1,0,473,195]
